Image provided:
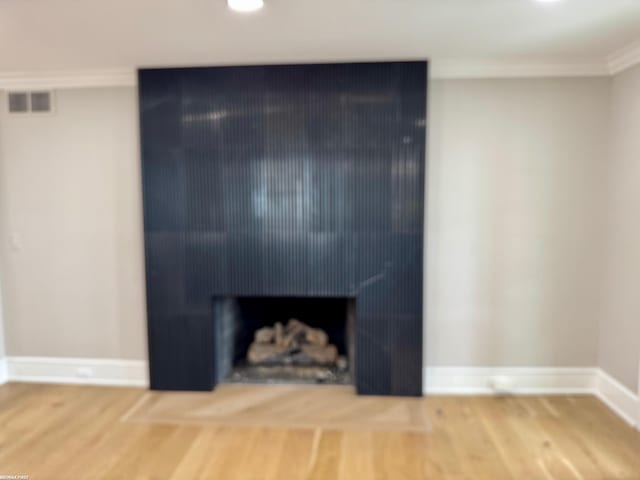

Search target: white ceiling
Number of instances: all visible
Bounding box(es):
[1,0,640,80]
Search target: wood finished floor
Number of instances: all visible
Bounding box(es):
[0,383,639,479]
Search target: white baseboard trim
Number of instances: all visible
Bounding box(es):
[6,356,148,387]
[0,358,7,385]
[424,367,596,395]
[424,366,639,430]
[2,360,637,428]
[595,368,639,428]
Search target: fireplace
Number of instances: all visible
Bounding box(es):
[213,296,355,384]
[140,61,427,396]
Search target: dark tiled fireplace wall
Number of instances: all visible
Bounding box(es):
[139,62,427,396]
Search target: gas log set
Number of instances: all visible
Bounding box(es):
[247,319,345,368]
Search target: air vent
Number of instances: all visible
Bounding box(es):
[8,92,29,113]
[7,91,54,114]
[30,92,52,113]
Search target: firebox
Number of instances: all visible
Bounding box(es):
[213,296,355,384]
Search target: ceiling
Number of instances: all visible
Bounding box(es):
[1,0,640,80]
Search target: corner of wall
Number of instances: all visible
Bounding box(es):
[595,64,640,429]
[0,265,6,386]
[0,312,6,384]
[0,357,7,385]
[0,99,7,385]
[595,369,639,429]
[0,295,7,384]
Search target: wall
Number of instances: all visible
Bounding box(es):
[0,308,4,359]
[599,64,640,393]
[0,142,5,382]
[0,77,613,374]
[0,228,5,382]
[0,276,5,358]
[0,88,147,360]
[426,78,611,368]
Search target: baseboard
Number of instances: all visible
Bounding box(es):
[595,368,639,428]
[424,367,596,395]
[0,358,7,385]
[6,356,148,387]
[3,360,637,428]
[423,366,639,429]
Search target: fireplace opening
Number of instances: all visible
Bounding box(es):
[213,296,355,385]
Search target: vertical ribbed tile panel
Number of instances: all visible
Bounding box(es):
[139,62,427,395]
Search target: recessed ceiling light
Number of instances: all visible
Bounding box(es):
[228,0,264,13]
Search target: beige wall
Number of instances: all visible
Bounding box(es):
[426,78,611,367]
[0,88,147,360]
[0,78,614,371]
[0,257,5,359]
[599,64,640,393]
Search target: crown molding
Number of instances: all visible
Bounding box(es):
[430,60,610,79]
[0,50,637,88]
[0,68,137,90]
[608,39,640,75]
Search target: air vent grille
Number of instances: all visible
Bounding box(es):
[8,92,29,113]
[7,91,54,114]
[30,92,52,112]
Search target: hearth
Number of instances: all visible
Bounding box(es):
[213,296,355,385]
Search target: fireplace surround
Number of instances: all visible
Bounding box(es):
[139,61,427,396]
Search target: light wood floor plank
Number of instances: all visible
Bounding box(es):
[0,383,639,479]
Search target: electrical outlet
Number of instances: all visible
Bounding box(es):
[76,367,93,378]
[489,375,515,394]
[9,232,22,251]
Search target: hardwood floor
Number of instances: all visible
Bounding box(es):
[0,383,639,479]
